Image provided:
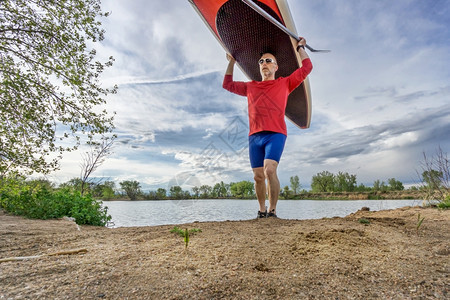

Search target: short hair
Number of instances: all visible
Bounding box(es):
[259,52,276,57]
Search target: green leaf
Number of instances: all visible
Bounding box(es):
[0,0,116,176]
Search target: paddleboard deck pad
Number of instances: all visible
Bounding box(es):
[189,0,312,129]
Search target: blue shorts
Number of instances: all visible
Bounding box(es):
[248,131,287,168]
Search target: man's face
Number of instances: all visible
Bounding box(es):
[259,53,278,79]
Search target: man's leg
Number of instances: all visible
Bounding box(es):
[264,159,279,214]
[253,167,266,213]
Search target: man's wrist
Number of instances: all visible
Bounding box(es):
[296,45,305,51]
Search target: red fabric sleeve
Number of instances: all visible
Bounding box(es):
[287,58,313,92]
[222,75,247,96]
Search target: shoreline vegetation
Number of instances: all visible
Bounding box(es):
[105,190,426,201]
[1,174,448,227]
[1,175,448,228]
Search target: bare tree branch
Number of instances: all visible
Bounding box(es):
[80,136,116,196]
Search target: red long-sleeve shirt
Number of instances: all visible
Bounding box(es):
[223,58,312,136]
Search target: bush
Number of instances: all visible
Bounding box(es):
[0,177,111,226]
[437,194,450,210]
[66,191,111,226]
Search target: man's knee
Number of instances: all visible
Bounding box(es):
[264,161,278,179]
[254,172,265,183]
[253,168,265,183]
[264,167,276,179]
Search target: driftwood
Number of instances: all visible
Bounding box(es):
[0,248,87,263]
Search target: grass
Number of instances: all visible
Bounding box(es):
[170,226,202,248]
[358,218,371,225]
[416,213,425,235]
[437,195,450,210]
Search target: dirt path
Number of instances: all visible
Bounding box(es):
[1,206,448,299]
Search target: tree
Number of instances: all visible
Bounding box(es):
[169,185,183,199]
[182,190,191,199]
[422,170,443,191]
[373,180,381,192]
[146,191,158,200]
[419,147,449,203]
[99,181,116,199]
[418,147,450,201]
[213,181,228,198]
[281,185,291,199]
[120,180,141,200]
[156,188,167,199]
[334,172,357,192]
[388,178,404,191]
[311,171,335,193]
[199,185,212,198]
[0,0,116,176]
[373,179,388,192]
[79,136,115,195]
[29,178,56,191]
[230,181,254,198]
[356,183,370,192]
[60,177,84,192]
[290,175,300,195]
[191,186,200,198]
[89,180,115,199]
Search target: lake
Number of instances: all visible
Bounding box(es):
[103,199,422,228]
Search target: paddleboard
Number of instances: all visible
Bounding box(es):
[188,0,312,129]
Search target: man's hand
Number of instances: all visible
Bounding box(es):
[297,37,306,48]
[226,53,236,63]
[296,37,309,61]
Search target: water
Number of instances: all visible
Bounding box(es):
[102,199,421,228]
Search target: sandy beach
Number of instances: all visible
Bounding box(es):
[0,206,448,299]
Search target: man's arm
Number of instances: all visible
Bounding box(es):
[286,37,312,92]
[225,53,235,75]
[223,53,247,96]
[296,37,310,61]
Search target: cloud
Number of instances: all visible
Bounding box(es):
[283,103,450,186]
[48,0,450,191]
[112,69,223,86]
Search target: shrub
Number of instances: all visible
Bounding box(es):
[0,178,111,226]
[437,194,450,210]
[66,191,111,226]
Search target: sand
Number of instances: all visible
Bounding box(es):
[0,206,448,299]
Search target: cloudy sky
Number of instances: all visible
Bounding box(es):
[51,0,450,191]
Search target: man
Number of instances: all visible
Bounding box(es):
[223,37,312,218]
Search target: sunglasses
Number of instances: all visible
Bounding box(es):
[258,58,276,65]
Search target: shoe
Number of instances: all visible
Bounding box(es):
[257,207,267,219]
[267,209,277,218]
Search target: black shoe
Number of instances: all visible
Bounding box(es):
[257,207,267,219]
[267,209,277,218]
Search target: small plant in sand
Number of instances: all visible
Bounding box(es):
[416,213,425,235]
[437,195,450,210]
[170,226,202,249]
[358,218,370,225]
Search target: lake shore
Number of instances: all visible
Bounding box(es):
[1,206,448,299]
[108,190,427,201]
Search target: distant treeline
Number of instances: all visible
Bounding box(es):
[1,168,448,225]
[22,171,437,201]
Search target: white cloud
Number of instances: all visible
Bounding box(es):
[49,0,450,190]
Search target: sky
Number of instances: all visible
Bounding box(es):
[49,0,450,192]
